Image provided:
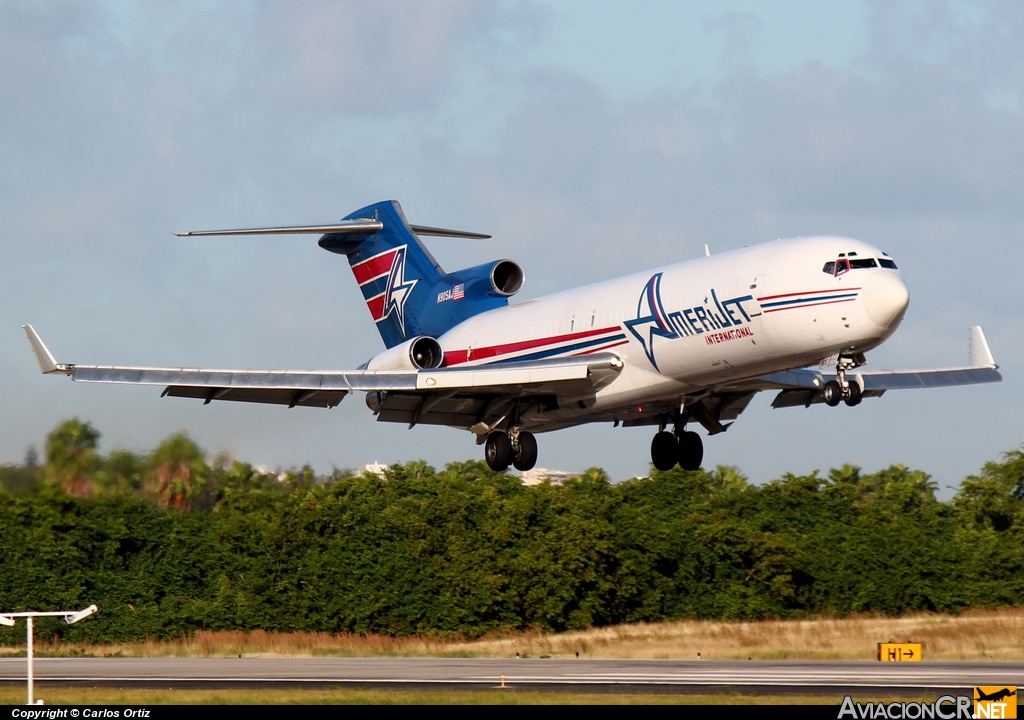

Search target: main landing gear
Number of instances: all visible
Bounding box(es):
[651,424,703,472]
[484,428,538,472]
[822,355,864,407]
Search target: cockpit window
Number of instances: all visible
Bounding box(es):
[849,258,878,269]
[824,256,894,275]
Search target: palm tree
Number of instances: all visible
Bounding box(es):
[146,433,208,510]
[42,418,100,497]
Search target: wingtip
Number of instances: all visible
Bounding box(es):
[22,324,71,375]
[969,326,997,368]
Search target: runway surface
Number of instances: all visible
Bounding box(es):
[2,658,1021,695]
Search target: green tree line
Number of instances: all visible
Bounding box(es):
[1,418,1022,643]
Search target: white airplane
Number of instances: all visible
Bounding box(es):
[24,200,1001,473]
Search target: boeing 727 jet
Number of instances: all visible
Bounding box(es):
[24,200,1001,472]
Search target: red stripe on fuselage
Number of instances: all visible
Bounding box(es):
[352,250,398,286]
[757,287,861,302]
[573,339,630,356]
[443,326,621,366]
[761,297,856,313]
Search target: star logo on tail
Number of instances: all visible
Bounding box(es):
[382,246,418,338]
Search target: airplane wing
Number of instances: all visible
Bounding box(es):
[618,326,1002,435]
[761,326,1001,409]
[22,325,622,426]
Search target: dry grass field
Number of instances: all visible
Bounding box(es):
[0,687,851,705]
[12,608,1023,661]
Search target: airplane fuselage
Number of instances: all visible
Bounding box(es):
[25,199,997,476]
[435,236,910,432]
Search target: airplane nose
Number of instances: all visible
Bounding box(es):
[861,271,909,329]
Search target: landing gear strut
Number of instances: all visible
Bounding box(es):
[512,430,538,471]
[651,422,703,472]
[823,355,864,408]
[484,429,538,472]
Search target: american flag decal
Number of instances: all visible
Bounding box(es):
[452,283,465,300]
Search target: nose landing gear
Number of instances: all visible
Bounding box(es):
[823,355,864,407]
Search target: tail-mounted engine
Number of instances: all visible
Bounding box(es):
[452,259,525,299]
[365,336,444,371]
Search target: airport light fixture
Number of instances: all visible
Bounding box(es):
[0,605,98,705]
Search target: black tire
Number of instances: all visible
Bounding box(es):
[651,431,678,472]
[512,431,538,471]
[678,431,703,471]
[844,382,863,407]
[485,432,513,471]
[823,380,843,407]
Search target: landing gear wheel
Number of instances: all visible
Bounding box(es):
[512,431,538,471]
[844,382,863,407]
[651,431,678,472]
[485,432,513,471]
[823,380,843,407]
[678,431,703,471]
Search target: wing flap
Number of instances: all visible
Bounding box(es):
[374,394,489,427]
[162,386,347,408]
[771,387,885,409]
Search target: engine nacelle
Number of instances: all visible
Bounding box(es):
[452,259,526,299]
[365,336,444,371]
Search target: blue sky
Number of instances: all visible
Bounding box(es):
[2,1,1020,491]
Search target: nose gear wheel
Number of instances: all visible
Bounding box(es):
[823,354,866,407]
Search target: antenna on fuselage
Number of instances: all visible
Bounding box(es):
[704,244,711,257]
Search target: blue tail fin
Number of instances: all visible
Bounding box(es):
[320,201,514,348]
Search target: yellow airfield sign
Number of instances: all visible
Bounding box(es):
[877,642,922,662]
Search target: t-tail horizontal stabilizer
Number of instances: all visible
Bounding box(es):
[173,221,490,239]
[175,201,496,350]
